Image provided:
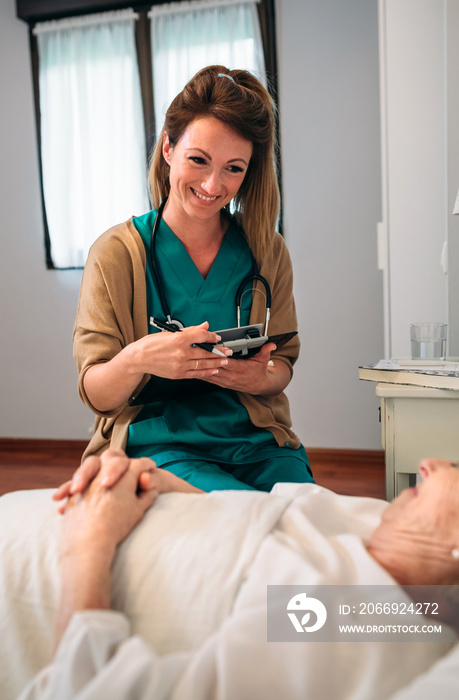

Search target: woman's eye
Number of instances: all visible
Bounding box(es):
[189,156,206,165]
[228,165,244,174]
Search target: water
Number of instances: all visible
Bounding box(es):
[411,339,446,361]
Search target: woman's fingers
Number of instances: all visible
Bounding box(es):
[183,322,232,353]
[251,342,277,362]
[187,354,229,376]
[202,340,290,395]
[183,322,232,376]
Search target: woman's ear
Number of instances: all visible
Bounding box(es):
[162,132,172,165]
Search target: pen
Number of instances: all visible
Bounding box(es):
[192,342,228,357]
[150,317,228,358]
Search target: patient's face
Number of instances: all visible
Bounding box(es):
[368,459,459,584]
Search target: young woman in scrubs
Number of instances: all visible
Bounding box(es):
[73,65,313,492]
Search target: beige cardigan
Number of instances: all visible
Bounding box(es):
[74,218,302,460]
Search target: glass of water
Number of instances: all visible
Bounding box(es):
[410,322,447,361]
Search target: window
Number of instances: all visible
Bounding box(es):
[34,10,150,268]
[150,1,266,136]
[18,0,279,268]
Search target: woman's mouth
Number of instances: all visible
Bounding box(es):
[191,188,218,202]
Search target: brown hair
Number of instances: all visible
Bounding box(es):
[148,65,279,262]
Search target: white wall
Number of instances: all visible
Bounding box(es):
[380,0,448,360]
[0,0,383,448]
[277,0,383,448]
[447,0,459,357]
[0,0,92,438]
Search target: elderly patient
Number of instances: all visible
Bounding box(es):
[17,452,459,700]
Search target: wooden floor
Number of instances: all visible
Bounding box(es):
[0,439,386,500]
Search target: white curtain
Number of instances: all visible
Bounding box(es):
[34,10,150,268]
[150,0,266,137]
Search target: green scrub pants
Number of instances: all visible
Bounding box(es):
[159,445,313,492]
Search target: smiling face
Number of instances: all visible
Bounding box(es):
[162,116,253,229]
[368,459,459,584]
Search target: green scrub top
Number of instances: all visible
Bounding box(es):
[125,209,308,474]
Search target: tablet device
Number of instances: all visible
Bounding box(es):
[215,325,297,358]
[267,331,298,350]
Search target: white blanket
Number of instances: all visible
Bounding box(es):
[0,483,457,700]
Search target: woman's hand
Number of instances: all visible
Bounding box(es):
[204,342,291,395]
[83,322,232,413]
[129,321,232,380]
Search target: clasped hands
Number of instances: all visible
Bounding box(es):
[53,451,159,554]
[53,450,202,555]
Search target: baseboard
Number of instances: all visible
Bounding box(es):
[306,447,385,468]
[0,437,89,455]
[0,438,384,467]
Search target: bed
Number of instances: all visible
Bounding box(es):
[0,482,458,699]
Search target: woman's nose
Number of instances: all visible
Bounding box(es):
[201,171,221,195]
[419,458,454,479]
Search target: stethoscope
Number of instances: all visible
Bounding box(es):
[149,198,272,335]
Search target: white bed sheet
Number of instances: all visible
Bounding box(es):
[0,483,458,700]
[0,486,289,699]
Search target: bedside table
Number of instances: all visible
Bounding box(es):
[376,383,459,500]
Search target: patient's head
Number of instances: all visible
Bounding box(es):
[367,459,459,585]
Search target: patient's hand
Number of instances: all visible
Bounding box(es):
[53,450,151,513]
[54,453,201,646]
[53,450,202,512]
[62,457,158,554]
[55,457,158,645]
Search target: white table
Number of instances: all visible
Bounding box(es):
[376,383,459,500]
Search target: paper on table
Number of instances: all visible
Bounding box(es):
[374,359,459,371]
